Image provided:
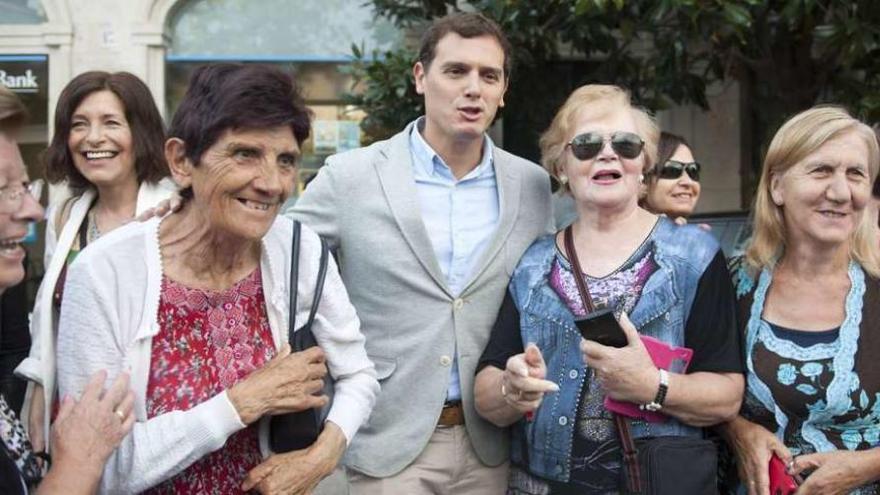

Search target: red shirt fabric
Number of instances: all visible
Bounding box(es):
[143,268,275,495]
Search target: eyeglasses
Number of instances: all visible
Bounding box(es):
[566,131,645,161]
[654,160,701,182]
[0,179,43,213]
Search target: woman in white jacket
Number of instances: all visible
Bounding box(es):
[15,71,175,453]
[56,63,378,494]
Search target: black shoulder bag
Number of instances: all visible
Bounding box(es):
[269,220,334,452]
[563,225,717,495]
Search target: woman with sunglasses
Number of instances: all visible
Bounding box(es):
[721,107,880,495]
[15,71,176,456]
[641,132,702,222]
[474,84,744,494]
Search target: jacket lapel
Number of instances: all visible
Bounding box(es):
[462,151,522,292]
[374,124,452,296]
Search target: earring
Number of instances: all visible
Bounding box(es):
[559,175,568,184]
[639,173,645,184]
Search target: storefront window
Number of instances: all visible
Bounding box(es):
[166,0,401,200]
[0,54,48,180]
[0,0,47,24]
[0,54,48,295]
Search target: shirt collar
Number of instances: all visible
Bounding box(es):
[409,117,495,180]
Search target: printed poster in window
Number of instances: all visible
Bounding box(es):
[313,120,338,154]
[337,121,361,152]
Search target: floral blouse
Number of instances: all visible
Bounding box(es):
[143,268,275,495]
[734,261,880,494]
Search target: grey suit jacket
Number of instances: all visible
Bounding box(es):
[288,122,553,477]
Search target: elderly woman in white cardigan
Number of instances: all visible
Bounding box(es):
[56,63,378,494]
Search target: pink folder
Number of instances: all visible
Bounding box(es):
[603,336,693,423]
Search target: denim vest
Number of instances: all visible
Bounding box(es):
[508,218,720,482]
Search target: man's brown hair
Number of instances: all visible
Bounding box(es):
[417,12,513,79]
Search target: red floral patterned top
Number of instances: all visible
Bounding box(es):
[143,268,276,495]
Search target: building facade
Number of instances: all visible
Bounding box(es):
[0,0,742,213]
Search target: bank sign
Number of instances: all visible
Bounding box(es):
[0,55,48,122]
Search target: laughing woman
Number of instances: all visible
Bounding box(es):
[15,71,175,454]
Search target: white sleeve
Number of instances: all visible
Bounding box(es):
[15,203,63,386]
[42,201,59,268]
[56,257,246,493]
[305,232,379,443]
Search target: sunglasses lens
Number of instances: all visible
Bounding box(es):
[658,163,684,179]
[569,133,603,160]
[610,132,644,159]
[658,161,701,181]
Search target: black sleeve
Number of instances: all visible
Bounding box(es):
[683,251,745,374]
[476,291,525,373]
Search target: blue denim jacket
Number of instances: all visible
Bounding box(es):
[508,217,720,482]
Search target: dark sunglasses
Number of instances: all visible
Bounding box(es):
[566,131,645,161]
[655,160,701,182]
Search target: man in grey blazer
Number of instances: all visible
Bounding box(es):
[289,12,552,494]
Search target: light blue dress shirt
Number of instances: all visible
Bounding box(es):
[409,118,500,401]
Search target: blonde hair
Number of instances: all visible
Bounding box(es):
[745,106,880,277]
[0,85,27,132]
[539,84,659,194]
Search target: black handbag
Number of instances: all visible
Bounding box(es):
[268,220,334,452]
[563,225,718,495]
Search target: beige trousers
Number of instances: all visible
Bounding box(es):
[347,425,509,495]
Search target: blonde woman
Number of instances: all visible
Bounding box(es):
[474,85,743,494]
[723,106,880,495]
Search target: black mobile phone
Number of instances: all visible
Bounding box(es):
[575,308,627,348]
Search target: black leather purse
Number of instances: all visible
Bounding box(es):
[269,220,334,452]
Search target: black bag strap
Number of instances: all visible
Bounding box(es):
[288,221,330,344]
[563,225,643,493]
[289,221,301,341]
[307,237,329,329]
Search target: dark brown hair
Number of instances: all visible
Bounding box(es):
[167,63,312,199]
[417,12,513,79]
[44,71,168,193]
[654,131,690,174]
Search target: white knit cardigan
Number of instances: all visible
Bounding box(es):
[55,215,378,493]
[16,179,177,446]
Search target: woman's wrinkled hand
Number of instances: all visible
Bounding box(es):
[242,421,346,495]
[723,415,792,495]
[50,371,136,474]
[580,312,657,404]
[502,343,559,414]
[791,450,878,495]
[228,344,328,425]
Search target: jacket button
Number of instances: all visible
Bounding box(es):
[453,298,464,310]
[569,369,578,379]
[439,355,452,366]
[558,416,568,426]
[664,312,670,321]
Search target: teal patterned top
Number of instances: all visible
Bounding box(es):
[734,260,880,494]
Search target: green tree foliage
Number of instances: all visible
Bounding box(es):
[347,0,880,195]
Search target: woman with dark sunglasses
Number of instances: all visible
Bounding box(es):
[474,84,744,494]
[641,132,702,222]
